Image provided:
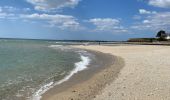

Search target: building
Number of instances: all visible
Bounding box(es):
[156,30,170,40]
[165,33,170,40]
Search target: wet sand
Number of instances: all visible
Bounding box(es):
[42,45,170,100]
[42,48,124,100]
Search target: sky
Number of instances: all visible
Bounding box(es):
[0,0,170,41]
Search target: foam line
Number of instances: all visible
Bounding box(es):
[32,53,91,100]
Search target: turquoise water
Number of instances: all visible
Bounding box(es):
[0,39,82,100]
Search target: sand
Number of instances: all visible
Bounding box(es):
[43,45,170,100]
[75,45,170,100]
[42,49,124,100]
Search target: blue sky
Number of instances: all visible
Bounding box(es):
[0,0,170,40]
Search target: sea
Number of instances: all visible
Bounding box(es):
[0,39,92,100]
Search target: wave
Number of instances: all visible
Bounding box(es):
[32,52,91,100]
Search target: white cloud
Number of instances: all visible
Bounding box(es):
[139,9,157,14]
[0,6,31,21]
[23,8,31,12]
[143,20,150,23]
[21,13,82,30]
[0,13,18,21]
[3,6,18,12]
[0,10,17,20]
[0,6,31,13]
[0,8,2,12]
[131,12,170,31]
[133,15,142,20]
[88,18,127,33]
[26,0,81,11]
[148,0,170,8]
[0,13,11,19]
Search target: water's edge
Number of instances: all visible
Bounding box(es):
[41,46,121,100]
[32,46,92,100]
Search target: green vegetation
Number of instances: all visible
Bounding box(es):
[128,30,170,42]
[156,30,169,41]
[127,38,156,42]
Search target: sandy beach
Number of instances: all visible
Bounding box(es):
[43,45,170,100]
[42,48,124,100]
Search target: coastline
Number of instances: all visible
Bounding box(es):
[74,45,170,100]
[42,45,170,100]
[41,47,124,100]
[32,49,91,100]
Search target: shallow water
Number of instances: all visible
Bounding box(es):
[0,39,87,100]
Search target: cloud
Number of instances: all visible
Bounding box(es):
[0,12,18,21]
[131,12,170,31]
[2,6,18,12]
[0,6,31,13]
[26,0,81,11]
[0,6,31,21]
[0,7,17,20]
[20,13,82,30]
[133,15,142,20]
[0,8,2,12]
[139,9,157,14]
[23,8,31,12]
[148,0,170,8]
[0,13,15,19]
[88,18,127,33]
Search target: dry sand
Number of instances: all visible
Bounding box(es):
[43,45,170,100]
[75,45,170,100]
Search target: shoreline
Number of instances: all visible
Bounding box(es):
[41,47,124,100]
[32,49,91,100]
[74,45,170,100]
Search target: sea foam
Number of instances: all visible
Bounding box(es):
[32,52,91,100]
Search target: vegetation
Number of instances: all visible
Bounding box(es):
[156,30,168,41]
[127,38,156,42]
[128,30,170,42]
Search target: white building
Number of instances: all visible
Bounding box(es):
[165,34,170,40]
